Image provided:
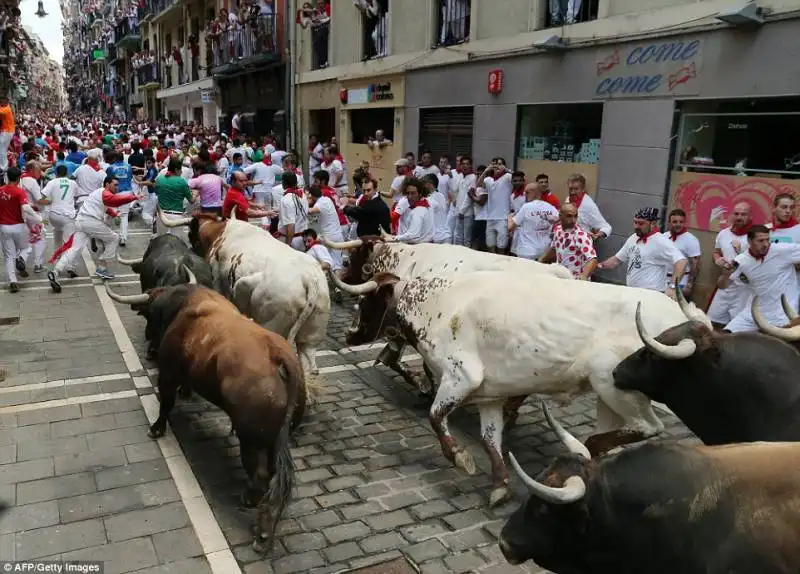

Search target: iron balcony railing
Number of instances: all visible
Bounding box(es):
[545,0,599,27]
[210,14,279,68]
[310,20,329,70]
[361,5,387,60]
[436,0,469,47]
[114,18,140,41]
[137,64,159,86]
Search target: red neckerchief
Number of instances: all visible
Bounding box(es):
[773,217,798,230]
[322,158,334,168]
[306,239,321,249]
[284,187,304,198]
[409,198,430,209]
[321,185,336,199]
[262,154,272,166]
[335,154,344,163]
[357,194,368,206]
[21,171,35,180]
[571,193,585,209]
[87,161,102,172]
[749,247,766,262]
[636,228,659,244]
[669,227,688,241]
[730,222,752,236]
[294,168,303,177]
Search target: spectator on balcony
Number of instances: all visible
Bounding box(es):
[549,0,583,25]
[355,0,386,58]
[440,0,469,45]
[0,95,16,175]
[172,44,185,85]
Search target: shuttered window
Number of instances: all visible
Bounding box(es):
[418,107,474,163]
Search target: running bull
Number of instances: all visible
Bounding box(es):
[325,234,573,396]
[159,208,330,378]
[141,266,305,555]
[107,234,213,359]
[499,404,800,574]
[337,269,710,506]
[613,291,800,445]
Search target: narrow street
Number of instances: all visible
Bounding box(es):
[0,219,694,573]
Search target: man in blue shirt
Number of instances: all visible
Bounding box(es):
[45,152,80,178]
[65,141,87,165]
[106,151,135,246]
[225,152,245,185]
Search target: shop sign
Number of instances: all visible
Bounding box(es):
[346,82,395,105]
[594,38,703,99]
[488,69,503,94]
[200,89,213,104]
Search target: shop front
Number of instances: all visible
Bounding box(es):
[157,81,220,127]
[297,78,340,167]
[340,74,405,192]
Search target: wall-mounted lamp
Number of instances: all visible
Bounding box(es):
[715,1,764,26]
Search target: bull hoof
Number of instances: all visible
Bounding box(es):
[239,491,258,508]
[489,486,510,507]
[178,386,192,399]
[251,538,268,554]
[414,375,433,395]
[454,449,476,476]
[147,425,166,439]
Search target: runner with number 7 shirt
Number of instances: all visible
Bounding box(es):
[39,164,78,250]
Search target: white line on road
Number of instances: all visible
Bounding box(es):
[84,248,241,574]
[0,273,137,288]
[0,389,138,413]
[0,372,130,394]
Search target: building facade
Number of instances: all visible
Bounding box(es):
[296,0,800,298]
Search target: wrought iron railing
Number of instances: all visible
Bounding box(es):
[436,0,469,47]
[311,20,329,70]
[210,14,279,67]
[544,0,599,27]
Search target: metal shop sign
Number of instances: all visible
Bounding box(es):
[594,38,703,99]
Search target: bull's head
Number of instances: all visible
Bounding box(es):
[612,289,714,402]
[751,294,800,344]
[328,269,403,345]
[106,263,197,313]
[500,403,592,569]
[116,251,144,274]
[157,207,226,257]
[322,235,385,284]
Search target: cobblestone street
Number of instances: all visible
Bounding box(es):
[0,220,694,573]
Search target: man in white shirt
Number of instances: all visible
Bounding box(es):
[507,182,558,260]
[707,202,753,328]
[321,146,346,196]
[389,158,410,199]
[566,172,612,241]
[413,150,439,179]
[422,174,451,244]
[453,156,475,247]
[244,154,281,222]
[662,208,702,298]
[481,160,513,254]
[307,135,324,180]
[307,185,344,268]
[598,207,687,296]
[73,150,109,206]
[19,161,46,273]
[721,224,800,333]
[39,164,78,249]
[767,193,800,244]
[385,177,434,244]
[277,171,309,251]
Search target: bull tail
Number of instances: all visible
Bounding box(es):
[286,276,319,348]
[256,358,303,553]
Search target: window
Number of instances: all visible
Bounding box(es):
[358,0,388,60]
[419,107,474,162]
[676,98,800,176]
[436,0,469,47]
[350,108,394,144]
[545,0,599,27]
[517,103,602,165]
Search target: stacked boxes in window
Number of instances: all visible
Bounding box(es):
[519,136,548,160]
[576,138,601,165]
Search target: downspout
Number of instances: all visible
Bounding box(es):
[283,0,296,148]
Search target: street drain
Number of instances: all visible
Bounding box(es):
[0,317,19,326]
[345,557,419,574]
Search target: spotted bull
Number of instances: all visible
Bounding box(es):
[612,291,800,445]
[499,404,800,574]
[325,235,573,397]
[159,208,330,378]
[337,269,710,506]
[142,266,305,555]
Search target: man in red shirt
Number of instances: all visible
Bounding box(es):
[223,171,273,221]
[0,167,42,292]
[535,173,561,210]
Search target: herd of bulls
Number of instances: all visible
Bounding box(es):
[31,208,800,572]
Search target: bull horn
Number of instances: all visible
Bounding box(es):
[105,283,149,305]
[380,227,397,243]
[183,265,197,285]
[321,235,363,250]
[158,207,192,227]
[508,452,586,505]
[116,253,143,266]
[635,302,696,359]
[751,296,800,341]
[781,294,799,321]
[327,268,378,295]
[542,403,591,460]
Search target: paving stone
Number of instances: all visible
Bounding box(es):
[283,531,327,553]
[271,550,325,574]
[16,405,82,427]
[61,537,159,574]
[364,509,414,531]
[0,500,60,534]
[124,442,162,464]
[59,480,180,524]
[409,499,456,521]
[348,550,404,570]
[317,491,357,508]
[54,447,127,475]
[127,556,212,574]
[406,538,449,563]
[16,472,96,505]
[50,414,118,438]
[442,508,492,530]
[299,510,341,530]
[322,541,363,563]
[339,501,384,521]
[15,519,107,560]
[323,475,365,492]
[322,521,371,544]
[17,435,89,462]
[0,458,54,484]
[85,426,152,450]
[380,490,426,510]
[440,527,496,552]
[151,527,204,563]
[400,521,450,543]
[81,397,141,417]
[358,531,406,554]
[104,501,190,541]
[95,459,171,491]
[444,549,488,573]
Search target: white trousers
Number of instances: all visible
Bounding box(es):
[707,283,749,325]
[485,219,509,250]
[118,202,130,241]
[0,132,12,172]
[49,212,76,250]
[0,223,26,283]
[54,217,118,275]
[141,193,158,233]
[19,228,46,268]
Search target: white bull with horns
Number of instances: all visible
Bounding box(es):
[336,269,712,506]
[157,207,331,378]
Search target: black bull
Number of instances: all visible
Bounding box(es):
[499,403,800,574]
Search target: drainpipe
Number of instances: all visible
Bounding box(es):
[284,0,296,148]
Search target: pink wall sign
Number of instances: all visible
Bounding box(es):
[671,172,800,232]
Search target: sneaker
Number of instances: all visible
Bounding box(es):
[66,270,79,279]
[8,282,18,293]
[15,257,27,278]
[91,238,98,252]
[47,271,61,293]
[95,267,115,280]
[33,265,43,274]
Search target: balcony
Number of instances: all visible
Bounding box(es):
[150,0,180,22]
[210,15,280,74]
[360,1,388,61]
[545,0,599,27]
[435,0,469,47]
[310,21,329,70]
[115,19,141,51]
[137,64,160,90]
[90,47,106,65]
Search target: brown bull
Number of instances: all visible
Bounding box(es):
[145,271,305,555]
